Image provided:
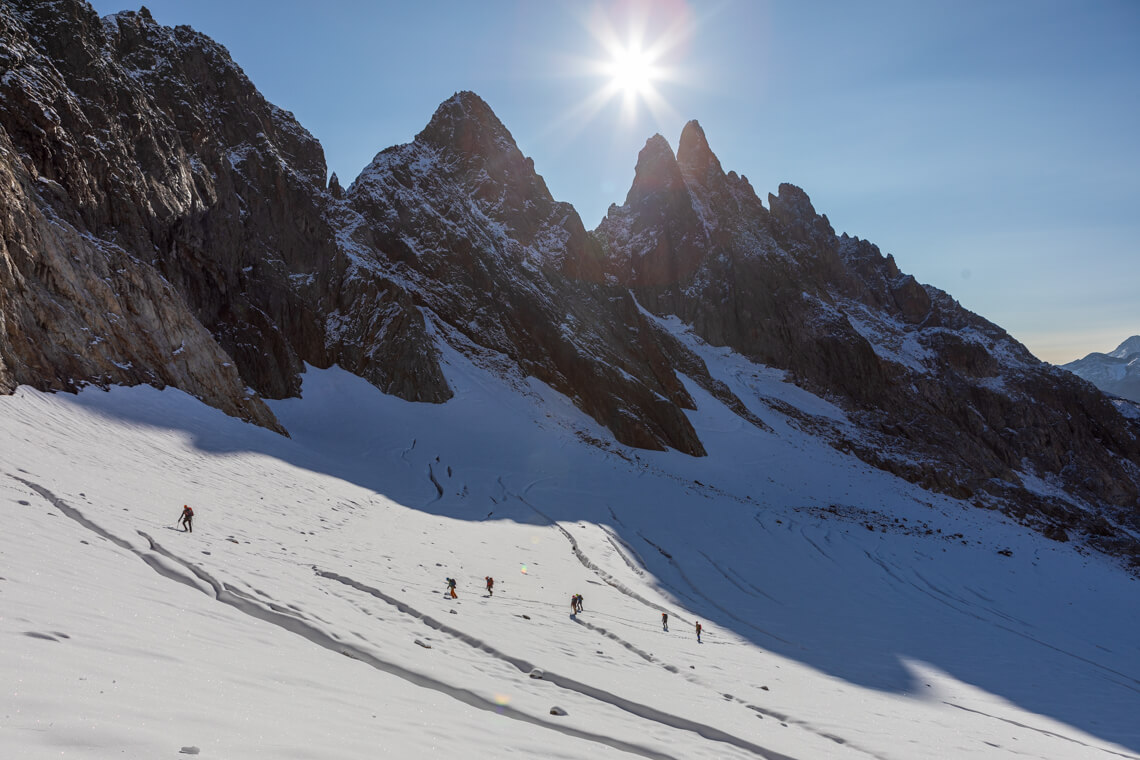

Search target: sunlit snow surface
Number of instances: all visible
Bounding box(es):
[2,336,1139,759]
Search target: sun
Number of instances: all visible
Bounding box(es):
[548,3,692,138]
[606,44,659,98]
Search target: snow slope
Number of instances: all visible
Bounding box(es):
[1062,336,1140,403]
[2,333,1139,759]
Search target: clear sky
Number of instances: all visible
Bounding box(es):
[88,0,1140,364]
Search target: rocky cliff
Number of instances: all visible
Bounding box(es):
[594,121,1140,564]
[0,0,445,428]
[2,1,1138,566]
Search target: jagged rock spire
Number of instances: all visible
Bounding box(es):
[625,134,686,208]
[677,120,726,190]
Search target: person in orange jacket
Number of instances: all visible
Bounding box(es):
[179,504,194,533]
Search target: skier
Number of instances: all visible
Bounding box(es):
[445,577,457,599]
[662,612,669,631]
[695,621,702,643]
[570,594,578,615]
[485,576,494,596]
[574,594,584,613]
[179,504,194,533]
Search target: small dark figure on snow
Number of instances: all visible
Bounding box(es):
[695,621,703,643]
[570,594,578,615]
[662,612,669,631]
[574,594,584,614]
[485,576,494,596]
[179,504,194,533]
[446,577,457,599]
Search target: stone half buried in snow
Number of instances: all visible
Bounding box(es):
[549,706,568,716]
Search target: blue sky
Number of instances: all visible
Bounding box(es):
[89,0,1140,363]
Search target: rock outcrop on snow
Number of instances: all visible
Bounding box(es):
[1062,337,1140,405]
[1,1,1138,566]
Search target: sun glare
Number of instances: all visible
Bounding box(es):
[552,1,692,133]
[607,45,658,97]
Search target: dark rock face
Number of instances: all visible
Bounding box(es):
[346,92,717,455]
[0,4,722,454]
[3,1,1137,566]
[593,121,1140,566]
[0,0,447,426]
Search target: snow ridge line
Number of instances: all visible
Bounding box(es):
[872,548,1140,694]
[316,569,797,760]
[570,616,660,667]
[11,476,677,760]
[600,524,649,577]
[941,702,1140,760]
[497,477,676,618]
[11,475,206,595]
[641,531,795,648]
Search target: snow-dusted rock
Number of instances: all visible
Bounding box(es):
[1062,336,1140,404]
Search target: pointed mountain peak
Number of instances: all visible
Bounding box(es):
[415,91,519,159]
[677,120,725,188]
[1109,335,1140,360]
[625,134,685,207]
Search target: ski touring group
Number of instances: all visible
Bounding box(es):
[175,504,705,641]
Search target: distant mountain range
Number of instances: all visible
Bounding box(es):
[1,0,1137,568]
[1062,337,1140,404]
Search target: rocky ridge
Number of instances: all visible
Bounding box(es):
[1,1,1138,566]
[1062,336,1140,405]
[594,121,1140,564]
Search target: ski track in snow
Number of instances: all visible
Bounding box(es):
[10,474,692,760]
[941,702,1140,760]
[863,544,1140,696]
[13,471,825,760]
[482,478,894,757]
[6,368,1140,760]
[498,477,673,617]
[315,570,801,759]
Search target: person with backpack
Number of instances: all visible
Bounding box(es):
[695,621,702,643]
[445,578,457,599]
[662,612,669,631]
[574,594,584,613]
[570,594,578,615]
[485,576,494,596]
[179,504,194,533]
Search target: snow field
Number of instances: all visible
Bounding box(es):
[2,334,1138,759]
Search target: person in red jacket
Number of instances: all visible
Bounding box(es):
[179,504,194,533]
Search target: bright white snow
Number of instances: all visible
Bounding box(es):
[2,340,1138,759]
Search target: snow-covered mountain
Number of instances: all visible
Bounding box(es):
[3,3,1140,757]
[1062,336,1140,404]
[2,1,1137,567]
